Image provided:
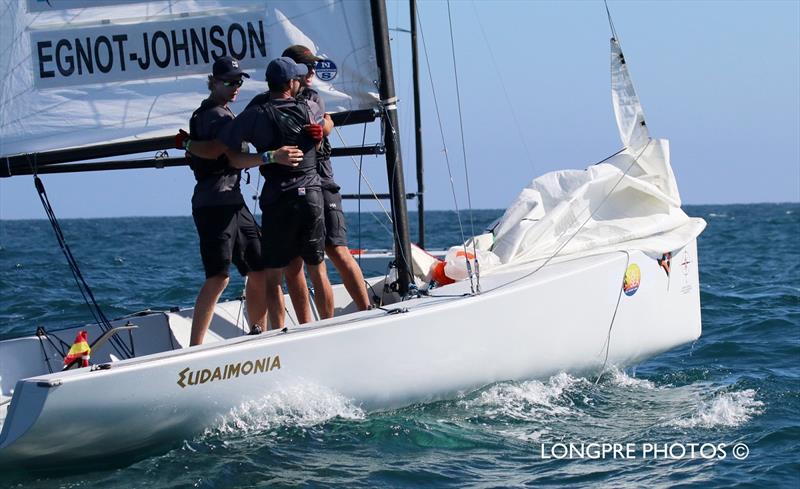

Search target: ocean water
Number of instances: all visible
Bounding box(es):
[0,204,798,488]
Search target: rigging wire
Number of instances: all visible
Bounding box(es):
[604,0,620,42]
[416,5,474,288]
[469,0,536,176]
[332,125,395,238]
[357,122,368,266]
[446,0,479,293]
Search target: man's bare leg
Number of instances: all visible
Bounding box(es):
[326,245,370,310]
[306,261,334,319]
[244,270,267,331]
[190,274,229,346]
[284,256,312,323]
[264,268,286,329]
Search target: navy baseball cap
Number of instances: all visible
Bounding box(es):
[265,57,309,84]
[212,56,250,80]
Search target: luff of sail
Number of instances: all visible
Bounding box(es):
[0,0,380,160]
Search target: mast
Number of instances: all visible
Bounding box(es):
[410,0,425,249]
[370,0,413,295]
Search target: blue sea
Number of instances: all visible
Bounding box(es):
[0,204,798,488]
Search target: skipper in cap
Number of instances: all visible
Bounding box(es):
[174,54,269,346]
[212,56,250,80]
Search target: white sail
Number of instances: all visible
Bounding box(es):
[611,38,649,151]
[486,39,700,266]
[0,0,379,158]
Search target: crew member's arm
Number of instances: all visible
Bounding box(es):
[174,129,226,159]
[225,146,304,169]
[322,113,333,136]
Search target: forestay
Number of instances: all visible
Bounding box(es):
[0,0,379,158]
[483,38,705,267]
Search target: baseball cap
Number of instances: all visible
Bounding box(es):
[265,57,309,84]
[212,56,250,79]
[281,45,323,68]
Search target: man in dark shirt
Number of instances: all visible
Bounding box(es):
[281,45,371,313]
[218,57,334,329]
[183,56,267,346]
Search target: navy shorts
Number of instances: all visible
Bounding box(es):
[260,188,325,268]
[323,189,348,247]
[193,204,264,279]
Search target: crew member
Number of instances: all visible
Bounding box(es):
[177,56,267,346]
[246,46,372,320]
[218,57,335,329]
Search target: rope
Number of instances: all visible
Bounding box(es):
[594,250,630,384]
[33,176,134,359]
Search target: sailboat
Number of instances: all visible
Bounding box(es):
[0,0,704,467]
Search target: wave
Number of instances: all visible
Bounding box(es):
[203,383,365,439]
[670,389,763,429]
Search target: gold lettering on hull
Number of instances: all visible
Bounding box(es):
[177,355,281,388]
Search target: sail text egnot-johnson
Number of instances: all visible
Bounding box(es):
[177,356,281,388]
[31,15,268,89]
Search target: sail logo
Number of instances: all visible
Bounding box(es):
[30,15,269,89]
[177,355,281,388]
[623,263,641,296]
[315,60,338,81]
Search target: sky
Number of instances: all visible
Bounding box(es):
[0,0,798,220]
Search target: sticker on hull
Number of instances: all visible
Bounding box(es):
[623,263,641,296]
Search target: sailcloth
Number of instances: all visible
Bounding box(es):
[0,0,379,159]
[486,38,705,267]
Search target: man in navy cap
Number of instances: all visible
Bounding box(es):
[177,56,269,346]
[280,45,371,316]
[212,56,334,330]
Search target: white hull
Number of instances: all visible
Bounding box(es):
[0,241,701,467]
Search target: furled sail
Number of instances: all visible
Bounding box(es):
[610,38,649,151]
[0,0,379,159]
[482,39,703,267]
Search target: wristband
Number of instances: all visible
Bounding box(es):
[260,151,272,165]
[184,139,191,151]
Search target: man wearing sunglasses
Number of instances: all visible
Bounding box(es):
[180,56,268,346]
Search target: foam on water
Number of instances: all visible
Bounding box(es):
[464,372,590,421]
[204,383,365,439]
[671,389,764,429]
[606,367,657,390]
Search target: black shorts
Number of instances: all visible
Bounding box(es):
[323,189,348,247]
[193,204,264,278]
[260,188,325,268]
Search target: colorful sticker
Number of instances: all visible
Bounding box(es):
[623,263,641,296]
[315,59,338,81]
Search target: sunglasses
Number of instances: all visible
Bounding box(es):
[220,79,244,87]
